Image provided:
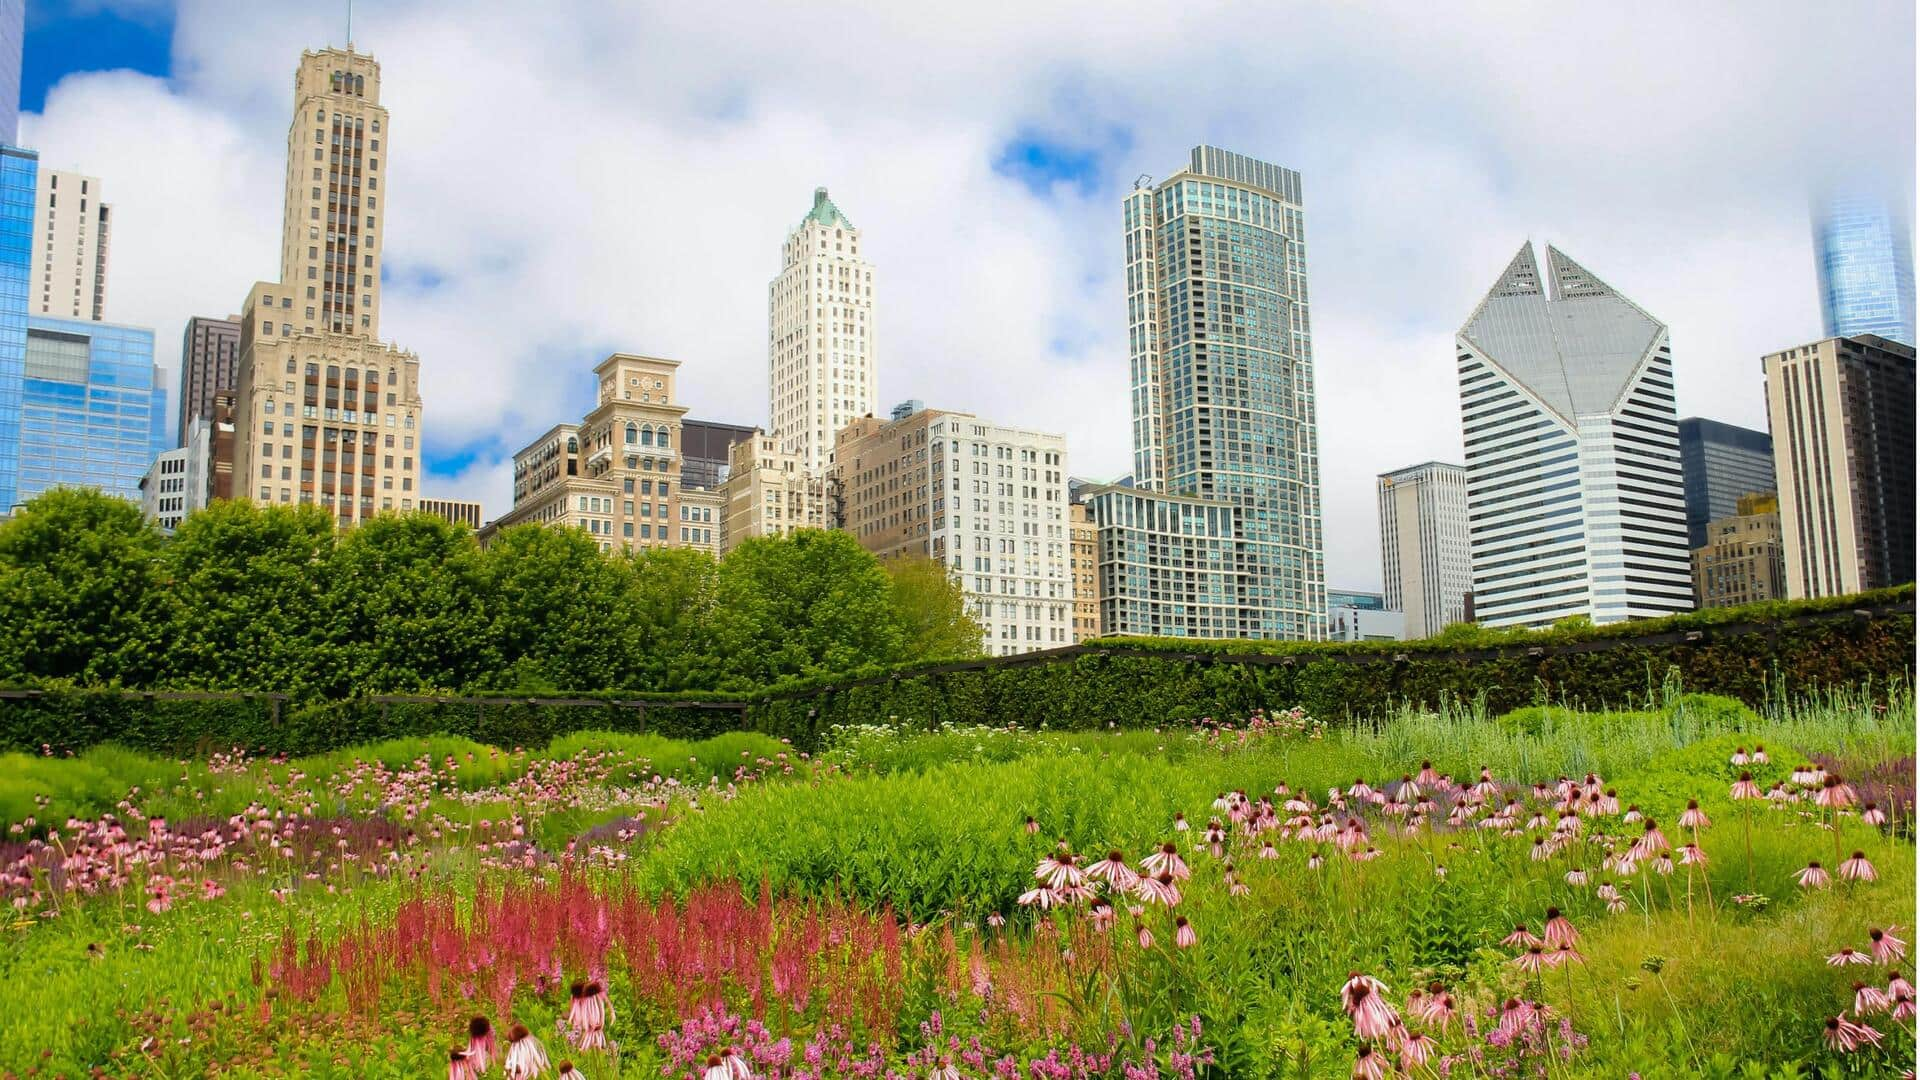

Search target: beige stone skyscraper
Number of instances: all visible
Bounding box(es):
[31,169,109,320]
[231,47,423,527]
[768,187,876,473]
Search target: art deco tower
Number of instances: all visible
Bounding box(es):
[767,187,875,473]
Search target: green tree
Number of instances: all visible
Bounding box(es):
[625,545,721,690]
[710,529,908,687]
[158,500,338,695]
[0,489,167,684]
[475,524,645,691]
[322,512,493,695]
[885,554,985,661]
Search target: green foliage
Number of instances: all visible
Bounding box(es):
[885,554,986,662]
[0,488,169,684]
[708,529,910,687]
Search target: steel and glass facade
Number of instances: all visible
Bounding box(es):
[0,144,32,509]
[0,0,20,147]
[18,315,163,503]
[1116,145,1324,639]
[1814,195,1916,347]
[1085,484,1242,637]
[1676,417,1774,550]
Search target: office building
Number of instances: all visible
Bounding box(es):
[30,169,109,321]
[140,418,216,532]
[1067,499,1100,640]
[18,314,164,503]
[1328,602,1404,642]
[1327,588,1386,611]
[1456,242,1693,628]
[716,429,828,554]
[834,404,1070,655]
[768,187,875,472]
[1763,334,1915,598]
[418,497,482,529]
[1813,193,1915,347]
[1377,461,1471,638]
[1676,418,1774,550]
[0,143,30,510]
[1692,494,1786,609]
[231,47,424,528]
[677,486,723,554]
[680,418,755,492]
[177,316,241,446]
[1104,145,1324,638]
[0,0,18,147]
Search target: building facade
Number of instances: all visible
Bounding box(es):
[231,47,424,529]
[418,497,482,529]
[0,0,19,147]
[1456,243,1693,628]
[1814,193,1916,347]
[1676,417,1774,550]
[1067,500,1100,640]
[18,314,164,503]
[30,169,109,321]
[1763,334,1916,598]
[834,405,1070,655]
[139,418,215,532]
[1692,494,1786,609]
[1328,604,1404,642]
[1376,461,1470,638]
[717,430,827,554]
[1114,145,1325,639]
[1085,484,1241,637]
[768,187,875,473]
[679,418,755,491]
[0,143,33,510]
[177,316,241,446]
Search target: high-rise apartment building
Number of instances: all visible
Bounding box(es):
[1376,461,1471,638]
[1106,145,1324,638]
[717,430,828,554]
[1676,417,1774,550]
[834,405,1070,655]
[1814,193,1915,347]
[18,314,164,502]
[768,187,876,473]
[30,169,109,321]
[1692,493,1786,609]
[679,419,755,492]
[1456,243,1693,628]
[1762,334,1915,598]
[177,316,241,446]
[1067,500,1100,640]
[0,143,32,510]
[231,47,423,528]
[417,497,482,529]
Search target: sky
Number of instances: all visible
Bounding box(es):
[20,0,1917,591]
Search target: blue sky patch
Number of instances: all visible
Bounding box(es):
[993,128,1128,198]
[23,2,174,111]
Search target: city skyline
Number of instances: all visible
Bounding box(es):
[14,1,1917,590]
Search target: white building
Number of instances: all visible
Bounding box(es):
[768,187,876,474]
[1455,243,1692,627]
[1377,461,1472,638]
[32,168,110,321]
[139,419,213,532]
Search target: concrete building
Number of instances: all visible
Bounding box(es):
[140,419,215,532]
[768,187,875,473]
[717,429,829,554]
[1456,242,1693,628]
[1068,499,1100,640]
[1763,334,1916,598]
[493,354,698,552]
[18,314,164,503]
[418,497,482,529]
[1377,461,1471,638]
[31,169,108,321]
[680,419,755,492]
[1814,193,1915,347]
[1677,418,1774,550]
[834,404,1070,655]
[177,316,241,446]
[1107,145,1325,639]
[231,47,424,529]
[1692,494,1786,608]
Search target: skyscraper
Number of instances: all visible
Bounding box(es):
[1676,417,1774,550]
[177,315,241,446]
[1762,334,1915,598]
[1456,243,1692,627]
[0,0,19,148]
[231,47,423,527]
[1814,193,1916,347]
[0,144,31,511]
[1377,461,1472,638]
[1094,145,1324,639]
[30,170,110,321]
[768,187,875,473]
[18,314,163,502]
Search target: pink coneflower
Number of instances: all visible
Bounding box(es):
[1767,783,1793,804]
[1870,927,1908,964]
[1622,805,1644,825]
[1140,842,1190,880]
[1731,747,1749,766]
[1632,819,1670,860]
[1088,850,1138,889]
[1496,998,1535,1038]
[1854,982,1892,1015]
[1838,851,1876,882]
[927,1058,962,1080]
[1599,789,1621,815]
[1393,775,1421,804]
[1502,924,1542,949]
[1017,886,1061,909]
[1023,816,1040,835]
[1796,861,1831,889]
[1172,812,1190,832]
[555,1063,586,1079]
[1861,802,1887,826]
[1564,867,1589,886]
[1087,897,1116,930]
[1258,839,1279,860]
[1816,776,1858,810]
[467,1017,496,1071]
[1543,907,1578,948]
[1426,988,1457,1031]
[1417,761,1441,786]
[1822,1014,1883,1052]
[1511,945,1549,974]
[1133,872,1182,907]
[1399,1029,1437,1068]
[1348,778,1376,800]
[1828,947,1873,967]
[1035,851,1086,890]
[1351,1046,1387,1080]
[1678,801,1711,830]
[1891,971,1916,998]
[1729,773,1762,800]
[1343,978,1398,1040]
[503,1024,550,1079]
[1551,942,1586,967]
[1174,916,1197,949]
[450,1049,478,1080]
[986,912,1005,928]
[1307,852,1326,870]
[1135,922,1154,949]
[1679,843,1707,867]
[719,1048,752,1079]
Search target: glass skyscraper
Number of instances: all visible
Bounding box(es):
[1814,194,1916,346]
[0,145,32,510]
[17,315,163,503]
[0,0,20,147]
[1676,417,1774,550]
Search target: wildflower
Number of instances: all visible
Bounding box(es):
[503,1024,550,1079]
[1140,842,1190,880]
[1136,922,1154,949]
[1622,805,1644,824]
[1861,802,1887,826]
[1731,747,1749,766]
[1133,872,1181,907]
[1838,851,1876,882]
[1543,907,1578,947]
[1678,801,1711,830]
[1854,982,1892,1015]
[927,1059,962,1080]
[1891,971,1916,999]
[1023,816,1040,835]
[1512,945,1549,974]
[1551,942,1586,967]
[1796,861,1831,889]
[467,1017,497,1071]
[1088,897,1116,930]
[1496,998,1535,1038]
[1870,927,1907,964]
[986,913,1005,928]
[1417,760,1441,786]
[1729,773,1762,800]
[1342,974,1397,1040]
[1088,850,1138,889]
[1502,924,1542,949]
[1632,819,1670,860]
[1351,1046,1387,1080]
[1016,886,1060,909]
[1423,984,1457,1030]
[1679,843,1707,867]
[450,1049,478,1080]
[1307,852,1325,870]
[556,1064,586,1079]
[1174,916,1197,948]
[1173,812,1189,832]
[1828,947,1873,967]
[1816,775,1859,810]
[1258,840,1279,860]
[1822,1014,1883,1052]
[1399,1029,1437,1068]
[1564,867,1589,886]
[1035,851,1085,890]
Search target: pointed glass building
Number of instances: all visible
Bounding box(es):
[1455,243,1693,627]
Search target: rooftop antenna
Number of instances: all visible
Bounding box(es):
[345,0,353,50]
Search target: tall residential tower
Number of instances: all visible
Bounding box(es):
[768,187,875,473]
[1455,243,1692,627]
[1377,461,1471,638]
[30,169,109,321]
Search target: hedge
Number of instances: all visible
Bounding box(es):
[4,587,1911,756]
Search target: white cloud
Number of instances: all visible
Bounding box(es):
[21,0,1915,592]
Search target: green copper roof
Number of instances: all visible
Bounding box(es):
[802,186,853,229]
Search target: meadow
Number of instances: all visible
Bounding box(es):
[1,688,1912,1078]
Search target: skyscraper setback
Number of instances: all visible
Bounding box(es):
[768,187,875,474]
[1094,146,1324,639]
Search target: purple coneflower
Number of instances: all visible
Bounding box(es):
[1502,924,1542,949]
[1495,998,1534,1038]
[1307,852,1325,870]
[1729,773,1761,800]
[503,1024,550,1079]
[1632,819,1669,860]
[1343,977,1397,1041]
[1796,861,1833,889]
[1399,1029,1436,1068]
[1133,872,1181,907]
[1815,776,1858,810]
[1135,922,1154,949]
[986,912,1005,928]
[1838,851,1876,882]
[1564,867,1589,886]
[1750,744,1768,763]
[1678,801,1710,830]
[1173,812,1190,832]
[1861,802,1887,826]
[1023,816,1040,835]
[1828,947,1873,967]
[555,1063,586,1079]
[1174,916,1197,948]
[927,1058,962,1080]
[1351,1045,1387,1080]
[1035,851,1086,890]
[1140,842,1190,880]
[1017,886,1060,909]
[1348,778,1375,800]
[1854,981,1892,1015]
[1543,907,1578,947]
[1679,843,1707,867]
[1870,927,1908,964]
[1258,840,1279,860]
[1822,1014,1882,1052]
[1511,945,1549,974]
[1731,747,1749,766]
[1417,761,1441,786]
[1088,850,1138,889]
[449,1049,478,1080]
[467,1017,496,1072]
